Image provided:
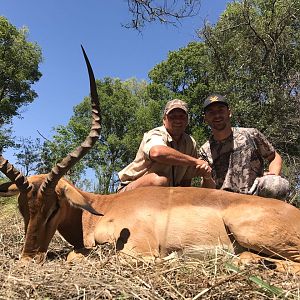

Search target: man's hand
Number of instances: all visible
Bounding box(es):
[195,160,216,188]
[195,160,212,178]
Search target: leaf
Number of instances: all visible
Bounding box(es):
[249,275,283,296]
[225,262,283,297]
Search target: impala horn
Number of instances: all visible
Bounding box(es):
[40,46,101,194]
[0,156,31,192]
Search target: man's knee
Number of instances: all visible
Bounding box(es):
[255,175,290,200]
[150,174,170,187]
[117,173,170,193]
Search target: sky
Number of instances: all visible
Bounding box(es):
[1,0,230,164]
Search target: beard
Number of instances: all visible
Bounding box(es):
[210,120,228,131]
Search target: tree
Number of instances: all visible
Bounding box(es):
[149,41,212,142]
[91,78,165,193]
[148,0,300,194]
[0,16,42,150]
[40,78,166,193]
[124,0,201,30]
[200,0,300,190]
[14,137,42,176]
[0,126,13,151]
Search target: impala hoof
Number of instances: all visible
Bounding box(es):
[19,252,46,265]
[67,248,91,263]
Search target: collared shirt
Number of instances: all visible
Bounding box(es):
[118,126,198,186]
[198,127,275,194]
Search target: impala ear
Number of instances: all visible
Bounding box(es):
[59,182,103,216]
[0,182,20,196]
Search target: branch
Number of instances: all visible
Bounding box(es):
[242,1,270,64]
[124,0,201,31]
[201,22,229,81]
[37,130,52,142]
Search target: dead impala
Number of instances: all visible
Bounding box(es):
[0,47,300,273]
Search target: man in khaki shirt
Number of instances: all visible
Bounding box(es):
[117,99,215,192]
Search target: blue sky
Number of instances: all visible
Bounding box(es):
[1,0,230,164]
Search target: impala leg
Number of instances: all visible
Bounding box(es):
[224,211,300,263]
[115,229,161,264]
[119,241,160,263]
[234,251,300,274]
[67,248,93,262]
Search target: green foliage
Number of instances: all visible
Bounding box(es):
[0,126,13,151]
[200,0,300,190]
[225,262,284,297]
[149,42,213,144]
[39,125,88,184]
[12,0,300,196]
[148,0,300,193]
[149,42,211,95]
[40,78,167,193]
[14,137,42,176]
[0,16,42,150]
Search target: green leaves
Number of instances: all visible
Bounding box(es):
[42,78,165,193]
[149,42,211,95]
[201,0,300,190]
[148,0,300,193]
[0,16,42,150]
[225,262,283,297]
[14,137,42,176]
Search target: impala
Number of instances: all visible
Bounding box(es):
[0,47,299,273]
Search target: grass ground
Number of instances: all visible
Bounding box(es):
[0,197,299,299]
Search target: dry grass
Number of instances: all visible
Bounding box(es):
[0,200,299,300]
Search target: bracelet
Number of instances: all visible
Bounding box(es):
[203,176,212,180]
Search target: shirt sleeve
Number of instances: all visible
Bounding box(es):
[180,137,199,181]
[143,129,168,160]
[251,129,275,159]
[198,142,211,163]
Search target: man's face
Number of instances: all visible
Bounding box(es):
[204,103,231,131]
[163,108,188,137]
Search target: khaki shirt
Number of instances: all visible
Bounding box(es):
[198,127,275,194]
[118,126,198,186]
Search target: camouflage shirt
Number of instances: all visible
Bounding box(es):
[198,128,275,194]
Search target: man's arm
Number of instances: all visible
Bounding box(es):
[201,176,216,188]
[197,143,216,188]
[265,151,282,176]
[150,144,213,181]
[180,171,216,188]
[252,129,282,176]
[149,145,209,170]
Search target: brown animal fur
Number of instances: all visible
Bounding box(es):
[1,175,300,273]
[1,48,299,273]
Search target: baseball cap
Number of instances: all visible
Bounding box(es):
[203,94,228,110]
[164,99,188,115]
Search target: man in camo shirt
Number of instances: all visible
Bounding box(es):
[198,94,289,200]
